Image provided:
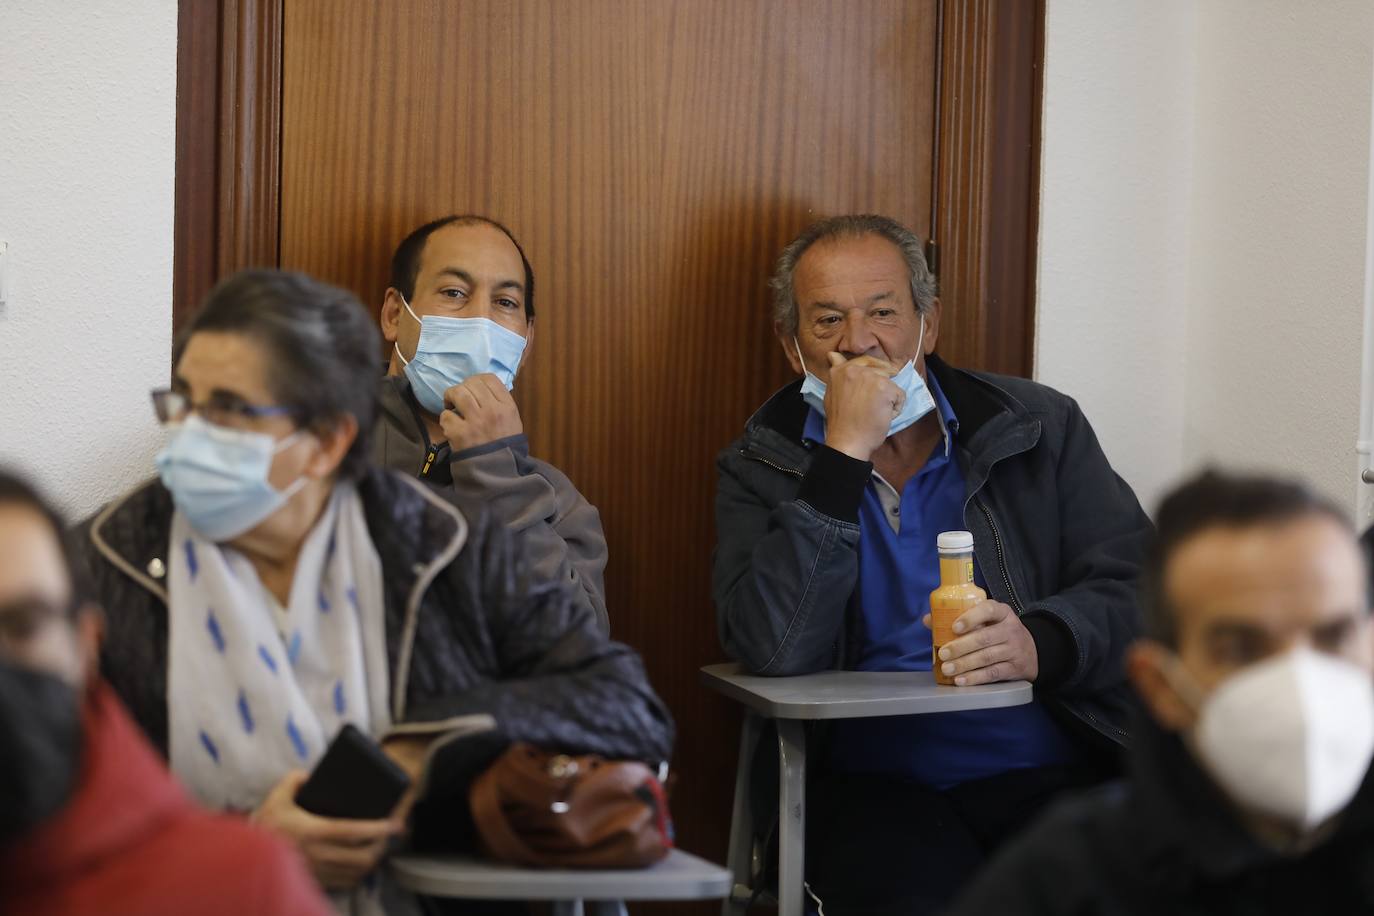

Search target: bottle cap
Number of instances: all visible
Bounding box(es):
[937,531,974,552]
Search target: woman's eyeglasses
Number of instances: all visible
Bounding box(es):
[151,388,298,429]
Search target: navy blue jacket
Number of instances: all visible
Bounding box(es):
[712,355,1151,750]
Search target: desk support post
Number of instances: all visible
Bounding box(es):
[776,719,806,916]
[723,712,762,916]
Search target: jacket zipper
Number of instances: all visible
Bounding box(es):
[420,443,441,478]
[974,496,1025,614]
[747,442,1129,743]
[974,495,1127,745]
[739,448,804,479]
[1068,699,1129,744]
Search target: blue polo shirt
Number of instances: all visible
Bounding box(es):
[810,374,1076,790]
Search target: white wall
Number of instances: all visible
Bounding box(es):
[1183,2,1373,517]
[0,1,177,520]
[1036,0,1197,515]
[1039,0,1374,517]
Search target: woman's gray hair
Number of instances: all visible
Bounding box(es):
[770,214,938,335]
[173,270,381,482]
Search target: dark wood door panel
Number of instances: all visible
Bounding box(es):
[280,0,938,874]
[174,1,1043,901]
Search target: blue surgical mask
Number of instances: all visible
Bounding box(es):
[794,321,936,439]
[156,415,307,542]
[394,296,528,415]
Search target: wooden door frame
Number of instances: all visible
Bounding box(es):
[174,0,282,333]
[174,0,1043,369]
[934,0,1044,376]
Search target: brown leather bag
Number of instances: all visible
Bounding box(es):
[469,743,674,869]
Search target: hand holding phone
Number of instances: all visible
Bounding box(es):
[294,723,413,820]
[255,768,399,890]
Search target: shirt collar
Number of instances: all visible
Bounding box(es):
[802,401,827,445]
[801,366,960,453]
[929,370,959,457]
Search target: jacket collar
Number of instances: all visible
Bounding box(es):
[354,467,467,573]
[378,374,435,448]
[1,684,189,890]
[743,355,1042,472]
[88,470,467,608]
[88,479,174,604]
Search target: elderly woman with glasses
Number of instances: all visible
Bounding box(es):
[75,270,673,911]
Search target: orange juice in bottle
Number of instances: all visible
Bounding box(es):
[930,531,985,686]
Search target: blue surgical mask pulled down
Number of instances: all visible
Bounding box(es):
[156,415,307,542]
[394,295,527,416]
[795,320,936,439]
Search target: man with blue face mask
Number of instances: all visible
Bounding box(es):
[375,215,608,631]
[713,215,1152,913]
[947,470,1374,915]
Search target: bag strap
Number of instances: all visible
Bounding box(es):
[470,764,541,865]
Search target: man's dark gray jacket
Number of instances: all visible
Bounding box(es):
[372,375,609,632]
[712,354,1151,748]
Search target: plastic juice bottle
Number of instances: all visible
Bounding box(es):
[930,530,986,686]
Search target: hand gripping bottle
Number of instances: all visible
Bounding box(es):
[930,531,986,686]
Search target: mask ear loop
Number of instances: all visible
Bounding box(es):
[271,428,306,455]
[1160,652,1209,714]
[900,315,927,376]
[394,294,421,367]
[269,428,313,502]
[793,336,812,376]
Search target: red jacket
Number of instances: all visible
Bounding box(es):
[1,684,330,916]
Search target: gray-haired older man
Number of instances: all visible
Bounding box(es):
[712,215,1152,913]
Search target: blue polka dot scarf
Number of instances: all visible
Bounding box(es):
[167,481,390,815]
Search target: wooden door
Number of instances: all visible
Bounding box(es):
[175,0,1043,894]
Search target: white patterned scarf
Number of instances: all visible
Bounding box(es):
[168,481,406,914]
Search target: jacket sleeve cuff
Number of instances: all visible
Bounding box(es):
[450,433,529,463]
[794,445,872,524]
[407,728,510,853]
[1023,612,1076,689]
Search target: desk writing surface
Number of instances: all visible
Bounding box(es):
[390,850,732,900]
[700,662,1032,719]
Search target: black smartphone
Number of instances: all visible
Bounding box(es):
[294,723,412,820]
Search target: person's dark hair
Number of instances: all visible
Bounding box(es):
[0,469,88,612]
[173,270,381,482]
[389,215,535,320]
[770,214,937,335]
[1145,469,1358,646]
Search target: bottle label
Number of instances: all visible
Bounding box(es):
[939,556,975,586]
